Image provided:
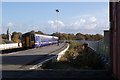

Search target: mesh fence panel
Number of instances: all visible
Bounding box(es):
[87,39,110,64]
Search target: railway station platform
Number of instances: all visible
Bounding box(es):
[1,43,67,71]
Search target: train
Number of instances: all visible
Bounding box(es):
[22,32,59,48]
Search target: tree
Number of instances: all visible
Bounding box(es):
[76,33,85,40]
[84,34,90,40]
[11,32,22,43]
[1,34,7,39]
[31,30,35,33]
[94,34,103,41]
[35,31,44,35]
[68,33,75,40]
[51,32,58,37]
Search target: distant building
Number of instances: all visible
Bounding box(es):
[7,28,11,41]
[0,28,14,44]
[1,28,14,44]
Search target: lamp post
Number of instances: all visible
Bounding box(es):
[56,9,59,46]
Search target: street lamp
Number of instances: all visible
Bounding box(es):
[56,9,59,46]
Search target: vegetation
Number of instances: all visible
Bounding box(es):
[1,30,46,43]
[51,32,103,41]
[42,40,105,69]
[1,34,7,39]
[30,30,45,35]
[1,30,103,43]
[11,32,22,43]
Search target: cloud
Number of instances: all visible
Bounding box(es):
[2,22,30,34]
[80,19,86,23]
[68,17,97,30]
[2,15,108,35]
[61,15,108,35]
[48,20,65,27]
[46,16,108,35]
[55,20,65,27]
[89,17,96,22]
[48,21,54,24]
[47,20,65,32]
[6,22,15,27]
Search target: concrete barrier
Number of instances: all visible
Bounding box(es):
[57,43,69,61]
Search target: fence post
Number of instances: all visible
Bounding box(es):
[105,43,107,61]
[101,42,103,58]
[98,41,100,55]
[94,41,95,51]
[108,43,110,64]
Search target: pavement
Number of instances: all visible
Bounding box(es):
[1,43,66,70]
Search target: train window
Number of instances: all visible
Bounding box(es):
[38,36,40,41]
[40,37,53,42]
[37,36,39,41]
[36,36,40,41]
[35,36,37,41]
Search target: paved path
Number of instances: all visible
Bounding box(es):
[1,43,66,70]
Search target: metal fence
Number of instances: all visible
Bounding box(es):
[75,39,110,64]
[87,39,110,64]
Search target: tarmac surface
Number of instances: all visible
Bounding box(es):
[1,43,66,70]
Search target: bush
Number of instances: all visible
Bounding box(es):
[43,40,105,69]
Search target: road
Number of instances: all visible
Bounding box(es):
[1,43,66,70]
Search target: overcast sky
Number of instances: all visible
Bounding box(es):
[2,2,109,35]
